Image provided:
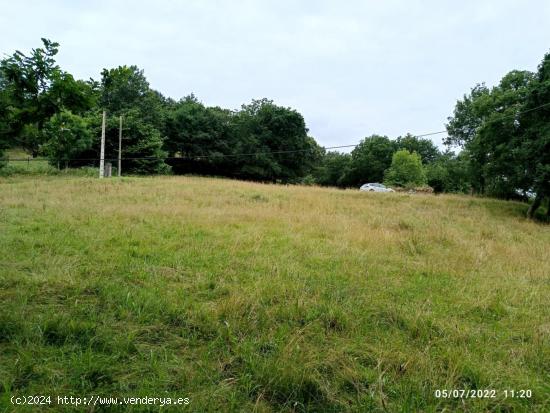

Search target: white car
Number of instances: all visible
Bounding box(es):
[360,183,394,192]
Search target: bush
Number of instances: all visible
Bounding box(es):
[0,162,98,177]
[384,150,427,187]
[42,110,93,168]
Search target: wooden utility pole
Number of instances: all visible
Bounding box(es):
[118,115,122,177]
[99,111,106,178]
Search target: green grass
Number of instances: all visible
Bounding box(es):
[0,149,97,177]
[0,175,549,412]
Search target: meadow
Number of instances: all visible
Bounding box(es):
[0,174,549,412]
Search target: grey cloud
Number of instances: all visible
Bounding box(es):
[1,0,548,149]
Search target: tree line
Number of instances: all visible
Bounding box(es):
[0,39,548,217]
[0,39,320,181]
[446,64,550,217]
[312,134,469,194]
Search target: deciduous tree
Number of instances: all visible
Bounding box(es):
[384,150,427,187]
[42,110,92,168]
[345,135,396,186]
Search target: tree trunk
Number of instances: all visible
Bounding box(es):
[527,193,543,219]
[479,175,485,195]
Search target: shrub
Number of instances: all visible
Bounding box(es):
[384,150,427,187]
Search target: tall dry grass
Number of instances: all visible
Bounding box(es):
[0,175,549,412]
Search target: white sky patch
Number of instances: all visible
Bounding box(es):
[1,0,549,149]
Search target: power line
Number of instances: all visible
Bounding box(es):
[415,130,447,138]
[0,130,451,162]
[3,101,550,163]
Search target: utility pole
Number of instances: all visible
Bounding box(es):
[99,111,106,178]
[118,115,122,177]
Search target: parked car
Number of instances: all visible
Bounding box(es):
[359,183,394,192]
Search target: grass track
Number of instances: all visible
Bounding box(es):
[0,175,549,412]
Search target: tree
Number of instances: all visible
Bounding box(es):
[446,83,492,194]
[0,38,61,155]
[78,109,170,175]
[0,39,96,156]
[100,66,149,114]
[95,65,170,174]
[446,71,534,197]
[121,115,170,174]
[313,151,352,187]
[163,96,235,175]
[395,133,440,164]
[0,88,14,165]
[227,99,319,182]
[521,53,550,217]
[46,71,98,116]
[446,61,550,217]
[384,150,427,187]
[164,95,232,157]
[42,110,92,168]
[345,135,396,186]
[426,151,470,193]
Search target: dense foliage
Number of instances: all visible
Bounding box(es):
[0,39,96,157]
[41,110,92,168]
[384,150,427,188]
[0,40,318,182]
[446,54,550,217]
[1,39,548,216]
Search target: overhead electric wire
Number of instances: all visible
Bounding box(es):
[3,101,550,163]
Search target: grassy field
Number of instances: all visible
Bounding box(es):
[0,150,97,177]
[0,175,549,412]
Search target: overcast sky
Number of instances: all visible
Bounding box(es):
[1,1,549,149]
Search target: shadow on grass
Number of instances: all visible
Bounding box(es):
[475,197,549,224]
